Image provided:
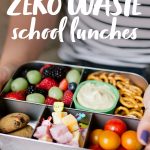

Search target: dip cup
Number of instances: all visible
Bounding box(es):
[73,80,120,114]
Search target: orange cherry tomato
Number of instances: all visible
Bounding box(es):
[99,130,121,150]
[90,129,103,145]
[121,130,142,150]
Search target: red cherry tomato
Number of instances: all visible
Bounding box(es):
[121,130,142,150]
[104,118,127,136]
[89,144,103,150]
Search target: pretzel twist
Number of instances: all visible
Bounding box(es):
[120,97,139,109]
[128,110,143,119]
[115,106,130,116]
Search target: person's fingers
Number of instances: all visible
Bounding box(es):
[145,144,150,150]
[137,85,150,145]
[0,66,13,91]
[137,110,150,145]
[143,85,150,109]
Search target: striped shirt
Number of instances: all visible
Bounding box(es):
[58,0,150,68]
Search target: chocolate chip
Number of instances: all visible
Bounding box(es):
[14,120,21,127]
[20,117,25,123]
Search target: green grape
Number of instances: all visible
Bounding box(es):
[11,77,28,92]
[27,70,42,84]
[26,93,45,104]
[66,69,81,84]
[48,87,63,100]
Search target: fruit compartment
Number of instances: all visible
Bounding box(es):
[0,99,46,139]
[85,113,141,149]
[72,68,148,118]
[1,61,84,108]
[32,105,93,148]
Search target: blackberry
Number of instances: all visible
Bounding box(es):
[17,69,28,79]
[27,85,36,95]
[43,66,70,82]
[27,85,47,96]
[36,88,47,97]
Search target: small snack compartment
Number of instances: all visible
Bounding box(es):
[32,104,92,148]
[73,68,148,119]
[86,113,143,150]
[1,61,83,108]
[0,99,45,139]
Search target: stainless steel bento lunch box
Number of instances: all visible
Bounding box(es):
[0,61,148,150]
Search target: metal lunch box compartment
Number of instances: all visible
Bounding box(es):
[34,106,93,148]
[84,112,140,149]
[1,61,84,108]
[0,98,45,129]
[72,67,148,119]
[0,99,46,150]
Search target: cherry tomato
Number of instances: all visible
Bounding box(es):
[89,144,103,150]
[121,130,142,150]
[90,129,103,145]
[99,130,121,150]
[104,118,127,136]
[59,79,68,91]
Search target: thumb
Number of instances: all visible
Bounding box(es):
[137,110,150,145]
[0,66,13,91]
[137,85,150,145]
